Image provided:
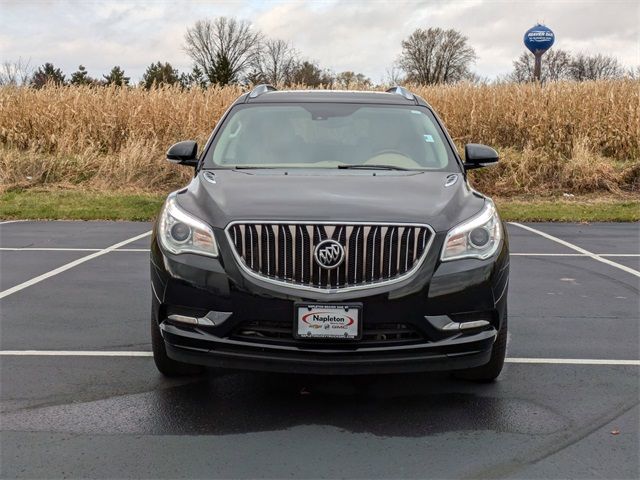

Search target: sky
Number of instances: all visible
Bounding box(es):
[0,0,638,83]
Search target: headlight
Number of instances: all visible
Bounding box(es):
[158,195,218,257]
[441,201,502,261]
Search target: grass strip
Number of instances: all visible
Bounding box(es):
[1,190,638,222]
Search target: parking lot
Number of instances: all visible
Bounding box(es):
[1,220,638,479]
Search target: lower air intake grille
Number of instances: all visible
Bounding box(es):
[232,320,423,345]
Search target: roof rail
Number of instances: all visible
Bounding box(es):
[385,86,415,102]
[248,84,277,99]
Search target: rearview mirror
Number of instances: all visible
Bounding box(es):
[464,144,499,170]
[167,140,198,167]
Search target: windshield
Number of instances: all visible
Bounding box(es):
[204,103,458,171]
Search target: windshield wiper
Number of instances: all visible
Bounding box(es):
[337,164,409,171]
[232,165,279,169]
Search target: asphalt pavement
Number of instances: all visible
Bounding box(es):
[0,220,638,479]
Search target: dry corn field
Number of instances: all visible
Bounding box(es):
[0,80,638,196]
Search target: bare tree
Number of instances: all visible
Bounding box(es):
[398,28,476,84]
[569,53,624,81]
[510,49,572,82]
[334,71,372,88]
[251,39,298,85]
[509,53,535,83]
[384,66,405,85]
[0,58,32,86]
[290,60,334,87]
[626,65,640,80]
[184,17,262,85]
[545,50,573,82]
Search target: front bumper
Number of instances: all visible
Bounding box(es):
[162,324,496,374]
[150,227,509,375]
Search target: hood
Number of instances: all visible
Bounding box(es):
[176,169,485,233]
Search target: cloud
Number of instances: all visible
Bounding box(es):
[253,1,506,81]
[0,0,637,82]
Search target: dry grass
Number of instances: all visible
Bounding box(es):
[1,80,638,196]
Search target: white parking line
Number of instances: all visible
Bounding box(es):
[1,247,638,257]
[0,220,26,225]
[0,247,149,252]
[505,358,640,366]
[510,253,640,257]
[0,231,151,300]
[0,350,153,357]
[509,222,640,278]
[0,350,638,365]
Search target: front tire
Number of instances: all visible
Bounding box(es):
[455,313,508,382]
[151,308,204,377]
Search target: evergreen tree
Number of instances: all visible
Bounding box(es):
[207,53,234,85]
[182,65,207,88]
[69,65,95,85]
[103,66,130,86]
[141,61,181,89]
[31,62,65,88]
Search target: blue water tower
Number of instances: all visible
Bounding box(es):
[524,24,555,81]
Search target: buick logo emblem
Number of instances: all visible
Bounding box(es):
[314,239,345,269]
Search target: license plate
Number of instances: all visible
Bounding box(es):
[295,304,362,340]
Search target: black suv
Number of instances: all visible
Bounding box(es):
[150,85,509,381]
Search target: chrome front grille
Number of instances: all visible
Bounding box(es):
[225,222,433,291]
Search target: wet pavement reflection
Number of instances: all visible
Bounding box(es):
[3,370,568,437]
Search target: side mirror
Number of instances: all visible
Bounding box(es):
[464,143,499,170]
[167,140,198,167]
